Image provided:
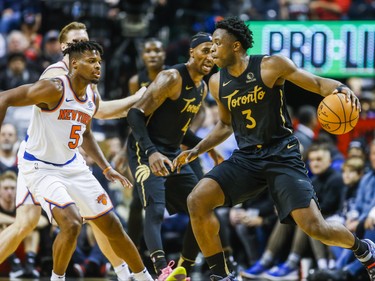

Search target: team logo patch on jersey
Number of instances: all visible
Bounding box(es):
[87,101,94,110]
[246,72,256,83]
[135,165,151,183]
[97,194,108,205]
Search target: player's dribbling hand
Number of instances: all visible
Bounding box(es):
[104,168,133,188]
[333,85,361,111]
[173,149,199,173]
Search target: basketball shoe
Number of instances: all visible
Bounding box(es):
[210,272,238,281]
[157,261,187,281]
[355,239,375,281]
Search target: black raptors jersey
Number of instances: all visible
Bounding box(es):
[146,63,204,151]
[137,66,169,89]
[219,55,293,149]
[138,69,152,88]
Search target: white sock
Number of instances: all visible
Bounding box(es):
[132,267,154,281]
[51,271,65,281]
[114,262,131,281]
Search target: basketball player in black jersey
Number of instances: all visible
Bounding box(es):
[127,32,216,280]
[129,38,167,95]
[173,17,375,281]
[127,37,167,251]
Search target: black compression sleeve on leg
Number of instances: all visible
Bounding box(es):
[127,108,157,156]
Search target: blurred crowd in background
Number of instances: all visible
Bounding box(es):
[1,0,375,280]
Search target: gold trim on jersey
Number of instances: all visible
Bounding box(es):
[279,89,293,134]
[135,142,149,207]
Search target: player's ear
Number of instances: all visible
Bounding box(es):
[71,58,78,69]
[189,48,194,58]
[233,41,241,52]
[61,42,67,51]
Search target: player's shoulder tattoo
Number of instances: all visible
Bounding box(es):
[49,78,64,91]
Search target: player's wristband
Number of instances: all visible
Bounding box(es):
[103,166,112,175]
[336,84,347,93]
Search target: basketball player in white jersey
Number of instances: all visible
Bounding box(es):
[0,22,145,280]
[0,41,154,281]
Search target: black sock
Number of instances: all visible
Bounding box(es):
[9,254,21,264]
[178,256,195,276]
[26,252,36,265]
[205,252,229,277]
[150,250,167,275]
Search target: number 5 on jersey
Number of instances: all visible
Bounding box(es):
[69,125,82,149]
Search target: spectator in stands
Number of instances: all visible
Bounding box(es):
[40,30,63,69]
[0,123,18,174]
[308,142,375,281]
[347,0,375,19]
[279,0,310,20]
[294,105,318,157]
[0,0,23,34]
[309,0,352,20]
[0,52,40,90]
[314,131,345,172]
[347,139,370,172]
[229,190,277,267]
[20,11,42,63]
[0,171,48,278]
[0,0,41,35]
[359,91,375,120]
[0,30,28,65]
[0,53,40,140]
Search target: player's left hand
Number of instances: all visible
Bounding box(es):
[333,85,361,111]
[173,148,199,173]
[207,148,224,166]
[104,168,133,188]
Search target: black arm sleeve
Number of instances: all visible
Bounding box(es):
[127,108,157,156]
[182,129,202,148]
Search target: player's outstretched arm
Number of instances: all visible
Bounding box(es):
[265,55,360,109]
[94,86,147,119]
[127,69,181,176]
[0,80,63,126]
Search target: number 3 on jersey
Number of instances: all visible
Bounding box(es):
[242,109,256,129]
[68,125,82,149]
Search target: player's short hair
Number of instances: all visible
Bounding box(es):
[59,22,87,44]
[342,157,365,174]
[307,143,332,158]
[63,41,103,58]
[143,37,163,47]
[215,17,254,50]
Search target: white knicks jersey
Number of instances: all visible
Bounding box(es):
[39,61,69,79]
[24,75,97,165]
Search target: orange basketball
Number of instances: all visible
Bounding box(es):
[317,93,359,135]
